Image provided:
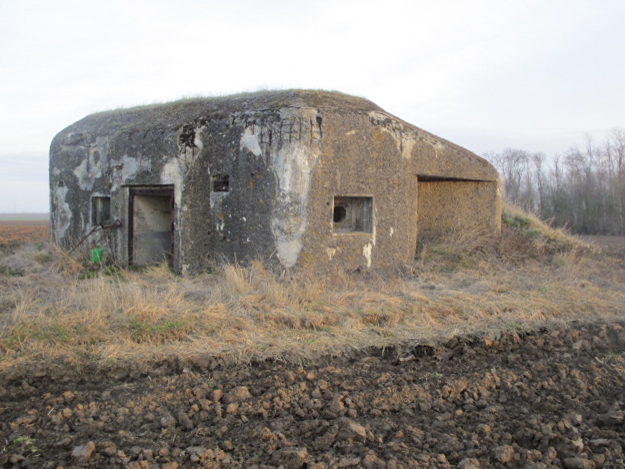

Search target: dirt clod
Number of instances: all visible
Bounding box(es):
[225,386,250,403]
[1,322,625,468]
[70,441,95,461]
[494,444,515,463]
[338,418,367,442]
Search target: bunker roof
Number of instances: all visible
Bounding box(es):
[53,89,500,182]
[58,90,386,136]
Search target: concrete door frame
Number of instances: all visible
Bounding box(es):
[128,185,175,266]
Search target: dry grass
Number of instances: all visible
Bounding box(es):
[0,204,624,370]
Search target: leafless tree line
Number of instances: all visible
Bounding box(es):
[485,128,625,235]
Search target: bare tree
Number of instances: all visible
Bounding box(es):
[485,128,625,235]
[604,128,625,233]
[531,153,546,215]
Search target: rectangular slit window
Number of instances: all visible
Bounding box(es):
[91,196,111,225]
[212,174,230,192]
[333,196,373,233]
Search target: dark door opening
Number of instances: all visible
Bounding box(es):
[128,186,174,266]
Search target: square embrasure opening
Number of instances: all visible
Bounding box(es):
[212,174,230,192]
[333,196,373,233]
[91,196,111,225]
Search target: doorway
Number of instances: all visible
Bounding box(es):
[416,177,495,249]
[128,186,174,266]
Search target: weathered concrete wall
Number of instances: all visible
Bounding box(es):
[231,107,323,269]
[179,113,279,273]
[49,120,183,269]
[302,111,419,271]
[49,104,322,273]
[416,180,502,242]
[50,90,502,273]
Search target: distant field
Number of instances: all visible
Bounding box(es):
[0,215,49,246]
[579,234,625,257]
[0,213,48,222]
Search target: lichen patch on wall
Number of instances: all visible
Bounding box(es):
[193,126,205,152]
[209,191,227,210]
[362,242,373,268]
[53,185,71,239]
[110,155,151,191]
[239,108,323,268]
[160,159,184,205]
[326,247,337,260]
[240,127,263,157]
[73,150,102,190]
[270,138,320,268]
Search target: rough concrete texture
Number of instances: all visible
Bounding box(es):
[49,90,501,273]
[417,180,502,243]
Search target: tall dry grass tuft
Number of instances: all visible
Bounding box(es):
[223,264,251,295]
[0,206,624,369]
[49,245,83,276]
[434,223,498,254]
[499,203,595,258]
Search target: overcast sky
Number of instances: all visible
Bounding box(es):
[1,0,624,213]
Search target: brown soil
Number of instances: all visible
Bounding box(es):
[1,321,624,469]
[0,221,49,248]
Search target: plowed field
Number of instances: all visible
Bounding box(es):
[0,220,48,247]
[1,322,624,469]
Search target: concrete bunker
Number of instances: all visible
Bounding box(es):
[49,89,502,273]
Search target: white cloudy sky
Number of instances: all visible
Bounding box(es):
[1,0,624,212]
